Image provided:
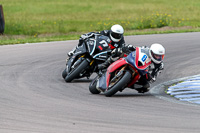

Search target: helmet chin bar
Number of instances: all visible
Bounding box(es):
[150,51,162,64]
[110,33,120,42]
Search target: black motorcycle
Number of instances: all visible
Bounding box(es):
[62,34,112,82]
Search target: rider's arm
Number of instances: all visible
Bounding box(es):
[80,32,96,40]
[118,36,125,45]
[120,43,136,54]
[150,62,164,81]
[109,43,136,58]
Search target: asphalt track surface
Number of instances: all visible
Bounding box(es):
[0,32,200,133]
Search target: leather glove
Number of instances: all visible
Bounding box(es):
[121,47,130,53]
[127,45,136,51]
[121,44,136,54]
[159,62,164,70]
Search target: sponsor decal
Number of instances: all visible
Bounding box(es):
[99,55,107,58]
[107,38,111,42]
[142,55,147,62]
[89,40,94,45]
[99,40,108,47]
[98,46,103,50]
[114,44,118,47]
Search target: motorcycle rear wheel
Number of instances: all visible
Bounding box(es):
[65,59,89,82]
[104,70,131,97]
[89,76,100,94]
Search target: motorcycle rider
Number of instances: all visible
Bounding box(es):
[98,43,165,93]
[134,43,165,93]
[67,24,135,57]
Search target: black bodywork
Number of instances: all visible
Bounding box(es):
[64,35,112,80]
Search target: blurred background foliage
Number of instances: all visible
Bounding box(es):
[0,0,200,44]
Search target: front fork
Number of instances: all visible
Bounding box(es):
[114,65,139,88]
[111,65,128,83]
[66,54,86,73]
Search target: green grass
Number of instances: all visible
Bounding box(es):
[1,0,200,45]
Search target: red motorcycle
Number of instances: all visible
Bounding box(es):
[89,47,152,97]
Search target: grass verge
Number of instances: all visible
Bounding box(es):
[0,0,200,45]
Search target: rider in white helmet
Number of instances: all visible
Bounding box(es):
[98,43,165,93]
[67,24,135,57]
[97,24,136,69]
[148,43,165,81]
[134,43,165,93]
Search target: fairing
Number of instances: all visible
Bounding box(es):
[66,43,87,73]
[126,47,151,75]
[87,35,111,61]
[97,58,127,91]
[106,58,127,88]
[67,35,112,73]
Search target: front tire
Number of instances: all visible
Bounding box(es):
[65,59,89,82]
[104,71,131,97]
[62,69,67,79]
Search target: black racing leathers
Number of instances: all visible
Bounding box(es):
[96,30,125,49]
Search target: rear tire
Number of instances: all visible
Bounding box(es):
[104,71,131,97]
[65,59,89,82]
[89,76,100,94]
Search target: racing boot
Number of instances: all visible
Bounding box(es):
[98,62,109,70]
[98,57,113,70]
[135,82,150,93]
[67,39,84,57]
[136,87,150,93]
[67,47,76,57]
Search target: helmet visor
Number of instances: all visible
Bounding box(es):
[151,51,164,62]
[111,32,122,39]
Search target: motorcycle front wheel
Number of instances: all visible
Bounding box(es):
[104,70,131,97]
[62,68,67,79]
[65,59,89,82]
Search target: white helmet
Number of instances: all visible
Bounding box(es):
[149,43,165,64]
[110,24,124,42]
